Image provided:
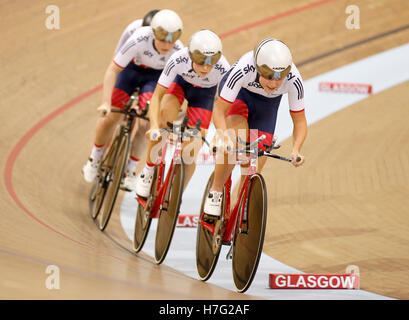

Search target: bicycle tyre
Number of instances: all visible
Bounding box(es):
[154,160,185,264]
[97,133,129,231]
[195,172,225,281]
[133,166,159,253]
[89,136,120,219]
[232,173,267,293]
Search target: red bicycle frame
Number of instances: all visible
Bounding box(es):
[200,150,259,243]
[136,138,182,219]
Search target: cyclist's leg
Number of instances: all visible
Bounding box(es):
[123,70,161,190]
[204,112,248,217]
[135,81,184,197]
[147,83,184,165]
[83,63,142,182]
[180,83,216,190]
[234,92,281,194]
[127,81,156,171]
[98,63,145,148]
[210,102,249,193]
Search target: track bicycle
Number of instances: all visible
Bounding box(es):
[89,89,149,231]
[133,116,206,264]
[196,135,301,292]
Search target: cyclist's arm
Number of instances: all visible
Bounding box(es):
[290,109,307,164]
[147,84,167,129]
[101,61,123,105]
[213,97,232,131]
[102,32,139,106]
[286,64,306,160]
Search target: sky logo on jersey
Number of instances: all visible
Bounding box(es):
[144,50,153,58]
[176,56,189,64]
[214,64,227,75]
[137,35,149,43]
[243,64,256,74]
[286,72,296,81]
[248,81,263,89]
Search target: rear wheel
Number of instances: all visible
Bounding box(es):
[232,173,267,293]
[195,172,225,281]
[133,166,159,252]
[154,161,185,264]
[97,134,129,231]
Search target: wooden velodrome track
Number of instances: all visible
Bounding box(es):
[1,0,408,299]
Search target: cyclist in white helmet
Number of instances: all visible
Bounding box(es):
[203,38,307,217]
[133,30,230,197]
[82,9,183,190]
[114,9,159,54]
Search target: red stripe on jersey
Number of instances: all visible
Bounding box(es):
[157,83,169,89]
[290,109,305,113]
[113,60,125,69]
[138,64,151,69]
[218,95,234,104]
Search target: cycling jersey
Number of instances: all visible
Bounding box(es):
[113,26,183,70]
[157,47,230,129]
[157,47,230,89]
[114,19,143,54]
[219,51,305,112]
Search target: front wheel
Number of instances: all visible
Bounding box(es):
[89,136,120,219]
[133,166,159,253]
[154,161,185,264]
[97,134,129,231]
[232,173,267,293]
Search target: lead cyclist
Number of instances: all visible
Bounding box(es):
[204,38,308,217]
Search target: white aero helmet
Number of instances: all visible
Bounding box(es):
[151,9,183,42]
[188,30,222,65]
[254,38,292,80]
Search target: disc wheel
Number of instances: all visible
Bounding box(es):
[232,173,267,293]
[154,161,185,264]
[195,172,225,281]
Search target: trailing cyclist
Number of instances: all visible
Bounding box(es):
[82,9,184,190]
[133,29,230,197]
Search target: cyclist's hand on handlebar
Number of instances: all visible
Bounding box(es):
[146,128,161,141]
[97,103,111,116]
[217,134,234,154]
[291,152,304,167]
